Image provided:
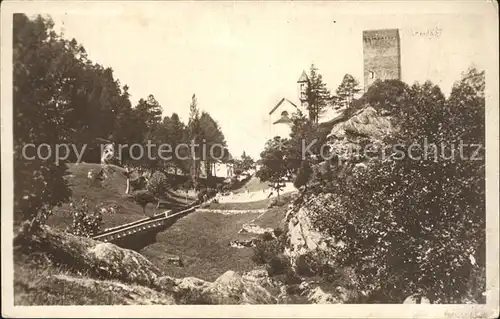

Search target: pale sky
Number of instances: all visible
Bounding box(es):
[37,1,495,159]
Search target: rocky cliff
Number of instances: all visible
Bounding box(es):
[327,106,394,164]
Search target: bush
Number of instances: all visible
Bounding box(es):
[293,160,312,189]
[206,188,217,198]
[183,180,193,191]
[251,229,299,284]
[308,72,486,303]
[146,171,169,198]
[197,188,208,202]
[266,254,291,276]
[66,199,103,238]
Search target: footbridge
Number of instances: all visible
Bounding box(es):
[91,203,200,250]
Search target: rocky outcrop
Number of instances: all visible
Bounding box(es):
[239,223,274,235]
[14,223,276,305]
[283,195,341,266]
[306,286,339,304]
[242,269,281,292]
[229,239,258,248]
[327,106,394,164]
[51,274,177,305]
[328,106,393,140]
[403,295,431,304]
[206,271,277,304]
[161,270,277,304]
[15,223,162,287]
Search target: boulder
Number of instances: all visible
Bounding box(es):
[284,197,333,266]
[328,106,393,141]
[50,274,176,305]
[229,239,257,248]
[207,271,277,304]
[15,223,277,305]
[403,295,431,304]
[306,286,340,304]
[164,255,183,267]
[14,223,161,287]
[239,223,274,235]
[172,271,277,304]
[242,269,281,291]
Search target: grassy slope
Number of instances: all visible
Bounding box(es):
[252,205,288,230]
[233,176,269,194]
[44,163,289,283]
[48,163,146,230]
[48,163,192,230]
[139,211,263,281]
[13,252,176,305]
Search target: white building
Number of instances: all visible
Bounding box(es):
[267,71,345,140]
[268,97,300,139]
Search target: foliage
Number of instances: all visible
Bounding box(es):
[251,230,301,285]
[304,64,332,124]
[199,111,227,176]
[65,199,103,238]
[308,70,486,303]
[127,190,157,215]
[13,14,232,221]
[237,151,255,172]
[13,14,73,222]
[187,94,202,185]
[293,160,313,189]
[197,188,217,202]
[256,137,292,199]
[161,113,189,173]
[357,79,411,114]
[146,171,169,198]
[334,73,362,109]
[285,110,316,172]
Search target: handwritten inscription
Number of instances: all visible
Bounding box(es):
[411,27,442,39]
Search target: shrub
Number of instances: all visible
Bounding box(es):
[146,171,169,198]
[251,229,297,283]
[216,183,223,192]
[293,160,313,189]
[309,72,486,303]
[206,188,218,198]
[266,254,291,276]
[127,190,157,215]
[197,188,208,202]
[183,180,193,191]
[66,199,103,238]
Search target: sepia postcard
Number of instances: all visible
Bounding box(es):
[1,0,499,318]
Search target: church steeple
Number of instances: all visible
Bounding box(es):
[297,70,309,107]
[297,70,309,83]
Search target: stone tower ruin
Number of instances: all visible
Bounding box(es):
[363,29,402,92]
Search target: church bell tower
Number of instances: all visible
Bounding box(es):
[297,70,309,109]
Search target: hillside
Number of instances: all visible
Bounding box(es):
[43,162,291,283]
[48,163,193,231]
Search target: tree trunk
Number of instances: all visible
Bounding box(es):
[125,167,131,194]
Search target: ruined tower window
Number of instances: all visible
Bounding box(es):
[369,71,375,79]
[281,111,289,117]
